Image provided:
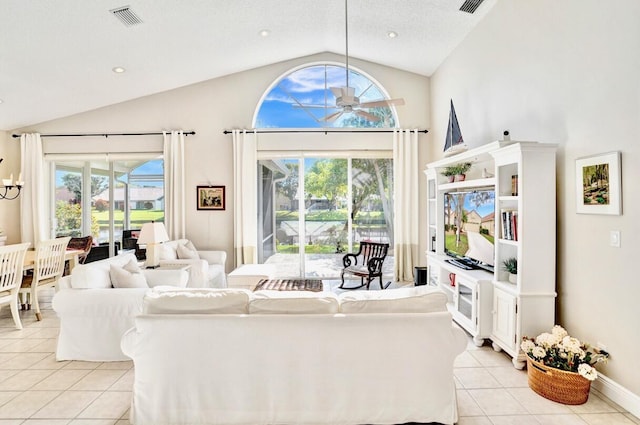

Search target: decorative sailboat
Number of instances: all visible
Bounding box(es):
[443,100,468,157]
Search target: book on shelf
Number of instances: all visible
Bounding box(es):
[511,174,519,196]
[501,209,518,241]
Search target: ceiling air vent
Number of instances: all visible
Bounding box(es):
[459,0,485,14]
[110,6,143,27]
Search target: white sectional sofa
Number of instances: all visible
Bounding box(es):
[158,239,227,288]
[121,285,467,425]
[52,253,189,361]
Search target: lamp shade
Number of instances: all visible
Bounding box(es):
[138,222,169,245]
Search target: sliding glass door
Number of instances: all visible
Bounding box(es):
[258,155,393,279]
[53,157,164,257]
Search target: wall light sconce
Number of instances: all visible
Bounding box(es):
[0,159,22,200]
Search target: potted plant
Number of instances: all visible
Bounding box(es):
[521,325,609,405]
[441,162,472,182]
[502,257,517,283]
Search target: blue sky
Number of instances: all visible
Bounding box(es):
[255,65,391,128]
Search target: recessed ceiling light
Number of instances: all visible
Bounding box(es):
[0,99,3,104]
[387,31,398,38]
[259,29,270,37]
[112,66,126,74]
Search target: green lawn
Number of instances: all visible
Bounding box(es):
[93,209,164,226]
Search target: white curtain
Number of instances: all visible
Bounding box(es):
[232,130,257,267]
[393,129,419,282]
[163,130,186,240]
[20,133,48,245]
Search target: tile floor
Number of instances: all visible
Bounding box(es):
[0,288,638,425]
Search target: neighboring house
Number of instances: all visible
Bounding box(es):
[55,186,77,204]
[481,212,495,237]
[93,187,164,210]
[463,210,482,233]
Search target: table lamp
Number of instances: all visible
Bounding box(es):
[137,222,169,268]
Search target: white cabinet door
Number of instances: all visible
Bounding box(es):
[492,288,517,352]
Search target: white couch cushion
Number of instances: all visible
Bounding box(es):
[70,253,138,289]
[249,290,339,314]
[143,287,251,314]
[176,243,199,260]
[339,285,448,313]
[110,259,148,288]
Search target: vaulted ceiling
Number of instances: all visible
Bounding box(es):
[0,0,496,131]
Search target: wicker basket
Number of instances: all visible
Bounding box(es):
[526,357,591,405]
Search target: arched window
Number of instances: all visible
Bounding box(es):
[254,64,399,128]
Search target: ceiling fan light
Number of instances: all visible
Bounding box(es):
[387,31,398,38]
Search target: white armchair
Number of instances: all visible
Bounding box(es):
[158,239,227,288]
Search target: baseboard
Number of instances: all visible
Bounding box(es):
[592,372,640,419]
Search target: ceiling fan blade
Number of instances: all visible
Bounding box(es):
[355,110,381,122]
[321,110,344,122]
[330,87,344,98]
[358,98,406,108]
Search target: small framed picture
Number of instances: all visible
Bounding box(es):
[197,186,225,211]
[575,151,621,215]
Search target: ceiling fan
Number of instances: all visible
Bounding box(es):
[296,0,405,123]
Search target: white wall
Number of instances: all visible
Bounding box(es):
[10,52,430,268]
[430,0,639,398]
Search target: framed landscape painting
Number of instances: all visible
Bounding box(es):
[575,151,621,215]
[197,186,225,211]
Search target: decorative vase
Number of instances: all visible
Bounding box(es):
[508,273,517,284]
[526,358,591,405]
[454,174,466,182]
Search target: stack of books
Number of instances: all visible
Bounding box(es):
[501,209,518,241]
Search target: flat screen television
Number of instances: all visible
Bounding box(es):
[444,189,495,272]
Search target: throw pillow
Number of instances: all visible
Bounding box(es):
[110,259,148,288]
[176,243,200,260]
[338,285,447,314]
[143,287,250,314]
[184,240,198,251]
[249,290,339,314]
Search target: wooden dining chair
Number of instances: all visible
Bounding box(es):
[63,235,93,275]
[0,243,31,329]
[19,237,71,321]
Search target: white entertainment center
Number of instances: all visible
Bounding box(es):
[425,141,557,368]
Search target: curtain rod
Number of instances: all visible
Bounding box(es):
[222,129,428,135]
[11,131,196,139]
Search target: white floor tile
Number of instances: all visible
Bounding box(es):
[488,415,542,425]
[534,414,589,424]
[0,390,61,418]
[579,413,639,425]
[77,392,131,419]
[507,387,574,415]
[455,367,502,389]
[32,391,101,419]
[468,388,529,416]
[70,370,127,391]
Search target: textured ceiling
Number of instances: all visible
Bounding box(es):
[0,0,496,131]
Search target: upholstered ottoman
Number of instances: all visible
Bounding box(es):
[227,264,277,290]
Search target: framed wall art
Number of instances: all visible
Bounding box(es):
[575,151,621,215]
[197,186,225,211]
